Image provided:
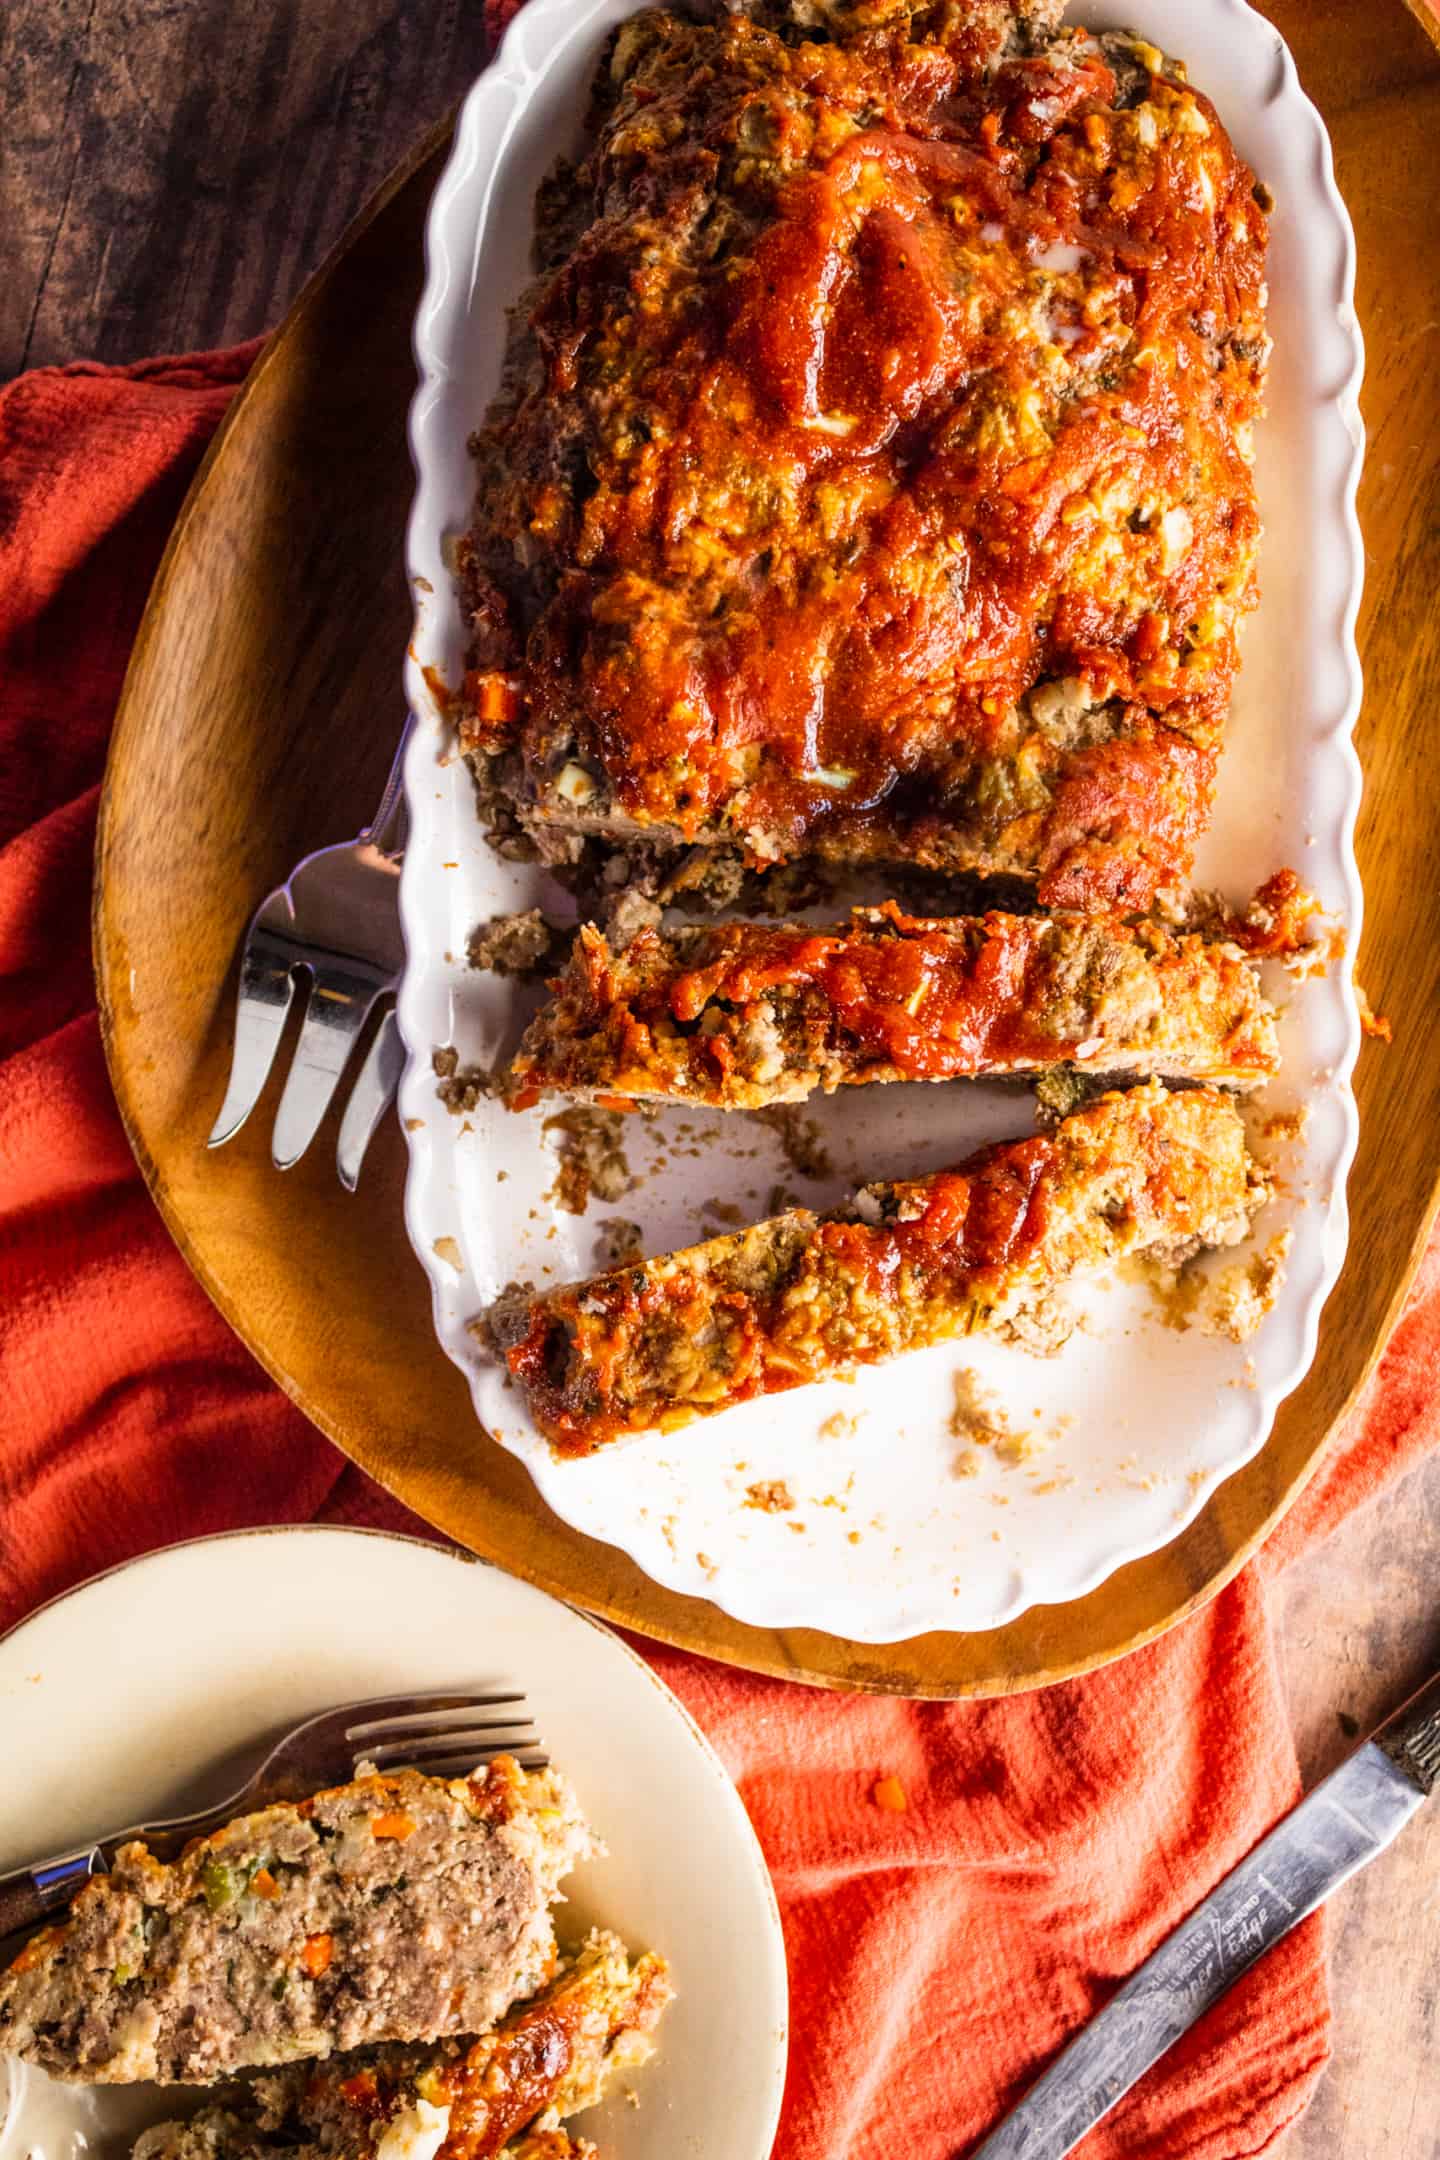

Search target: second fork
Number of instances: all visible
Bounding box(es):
[207,717,412,1189]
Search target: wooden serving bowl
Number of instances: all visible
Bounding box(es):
[94,0,1440,1695]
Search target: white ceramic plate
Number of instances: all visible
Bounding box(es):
[397,0,1364,1642]
[0,1529,787,2160]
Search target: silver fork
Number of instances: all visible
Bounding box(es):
[207,719,412,1190]
[0,1686,543,1943]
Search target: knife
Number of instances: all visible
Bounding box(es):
[972,1669,1440,2159]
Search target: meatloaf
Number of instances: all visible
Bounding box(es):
[0,1758,593,2085]
[505,903,1279,1111]
[487,1080,1266,1452]
[458,0,1268,908]
[132,1930,672,2160]
[140,2125,589,2160]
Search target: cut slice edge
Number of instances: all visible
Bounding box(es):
[504,904,1280,1114]
[483,1079,1268,1455]
[0,1759,595,2086]
[131,1928,672,2160]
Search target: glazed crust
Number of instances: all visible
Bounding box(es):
[486,1081,1267,1453]
[506,903,1279,1110]
[458,0,1267,906]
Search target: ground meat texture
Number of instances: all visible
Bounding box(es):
[434,1046,495,1114]
[484,1082,1267,1454]
[542,1108,633,1214]
[132,1932,672,2160]
[0,1760,594,2085]
[466,910,567,980]
[457,1,1267,909]
[133,2115,595,2160]
[505,904,1278,1111]
[753,1103,833,1181]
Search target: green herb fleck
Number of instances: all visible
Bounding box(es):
[202,1861,239,1911]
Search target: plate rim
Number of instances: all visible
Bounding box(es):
[0,1523,790,2160]
[395,0,1367,1641]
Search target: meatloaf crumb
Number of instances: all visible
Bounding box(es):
[754,1104,833,1182]
[744,1479,795,1513]
[434,1045,496,1114]
[595,1217,646,1268]
[542,1108,634,1214]
[0,1759,594,2085]
[466,909,567,979]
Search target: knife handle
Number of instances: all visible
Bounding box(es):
[1373,1670,1440,1793]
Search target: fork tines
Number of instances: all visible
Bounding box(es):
[207,721,411,1192]
[346,1694,548,1775]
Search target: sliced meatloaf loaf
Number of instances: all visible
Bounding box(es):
[132,1930,672,2160]
[486,1080,1266,1452]
[458,0,1268,908]
[0,1758,594,2085]
[505,904,1279,1111]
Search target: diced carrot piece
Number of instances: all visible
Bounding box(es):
[301,1932,334,1977]
[469,674,518,727]
[370,1811,416,1841]
[871,1775,908,1812]
[251,1867,281,1901]
[339,2071,380,2116]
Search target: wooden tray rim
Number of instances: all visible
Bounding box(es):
[91,48,1440,1695]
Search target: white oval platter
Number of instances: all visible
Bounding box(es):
[0,1529,787,2160]
[397,0,1364,1644]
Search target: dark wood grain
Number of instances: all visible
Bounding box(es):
[1,0,487,379]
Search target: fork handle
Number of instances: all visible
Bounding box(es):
[361,714,416,857]
[0,1846,108,1945]
[0,1824,195,1944]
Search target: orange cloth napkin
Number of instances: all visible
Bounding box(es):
[1,349,1435,2160]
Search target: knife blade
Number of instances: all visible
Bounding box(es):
[972,1670,1440,2159]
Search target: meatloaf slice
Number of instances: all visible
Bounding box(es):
[505,904,1279,1112]
[132,1930,672,2160]
[486,1081,1266,1454]
[136,2121,591,2160]
[138,2126,591,2160]
[0,1758,594,2085]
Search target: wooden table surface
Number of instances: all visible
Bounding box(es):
[8,1,1440,2151]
